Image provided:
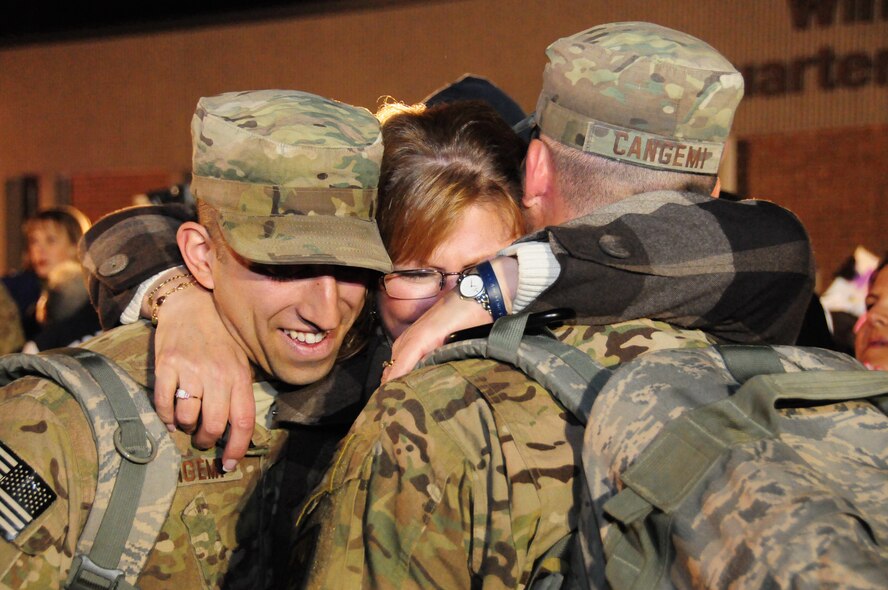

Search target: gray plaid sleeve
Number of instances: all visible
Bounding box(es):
[79,204,195,329]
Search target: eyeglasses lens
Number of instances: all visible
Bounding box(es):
[383,270,443,300]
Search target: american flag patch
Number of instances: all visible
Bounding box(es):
[0,440,56,541]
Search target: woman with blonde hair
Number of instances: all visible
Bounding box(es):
[1,205,92,350]
[374,99,525,338]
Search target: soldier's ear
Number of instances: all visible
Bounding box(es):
[522,138,558,230]
[177,221,216,290]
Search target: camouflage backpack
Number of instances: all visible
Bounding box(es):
[421,312,888,589]
[0,348,179,590]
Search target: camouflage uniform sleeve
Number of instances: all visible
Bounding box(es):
[293,360,584,589]
[0,377,97,590]
[293,373,474,590]
[78,204,195,330]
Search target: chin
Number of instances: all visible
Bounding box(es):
[859,350,888,371]
[275,360,336,386]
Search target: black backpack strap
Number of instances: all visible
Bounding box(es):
[0,348,179,590]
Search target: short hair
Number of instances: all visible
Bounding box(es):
[376,100,525,265]
[196,199,226,259]
[25,206,91,246]
[543,136,718,214]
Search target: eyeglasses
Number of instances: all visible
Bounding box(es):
[380,268,469,300]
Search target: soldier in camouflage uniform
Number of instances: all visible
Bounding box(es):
[0,89,391,589]
[289,22,816,588]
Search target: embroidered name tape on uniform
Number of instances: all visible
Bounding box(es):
[177,456,244,487]
[0,440,56,541]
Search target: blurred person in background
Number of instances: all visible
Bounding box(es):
[0,205,91,350]
[22,259,102,352]
[821,245,880,354]
[854,255,888,370]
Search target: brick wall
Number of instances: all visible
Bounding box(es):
[69,171,181,225]
[740,125,888,291]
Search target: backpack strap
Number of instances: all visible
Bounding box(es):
[0,348,180,590]
[717,344,888,416]
[715,344,785,383]
[422,312,612,424]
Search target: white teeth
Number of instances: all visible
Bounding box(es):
[284,330,328,344]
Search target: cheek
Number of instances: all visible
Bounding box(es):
[47,242,75,262]
[340,284,368,312]
[378,296,433,338]
[855,325,868,356]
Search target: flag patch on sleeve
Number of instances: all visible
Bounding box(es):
[0,440,56,541]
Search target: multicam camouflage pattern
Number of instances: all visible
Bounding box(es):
[535,22,744,174]
[289,320,714,589]
[192,89,382,192]
[0,322,288,590]
[0,348,179,587]
[584,345,888,589]
[190,89,391,272]
[0,284,24,354]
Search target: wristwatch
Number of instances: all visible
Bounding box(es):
[456,261,507,320]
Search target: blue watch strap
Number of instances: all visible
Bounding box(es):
[476,261,507,320]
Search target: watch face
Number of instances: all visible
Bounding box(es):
[459,274,485,298]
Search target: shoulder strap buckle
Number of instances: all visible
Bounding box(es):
[66,554,134,590]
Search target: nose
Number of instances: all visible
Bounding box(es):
[299,275,343,331]
[429,272,462,305]
[442,273,460,292]
[870,309,888,327]
[858,306,888,333]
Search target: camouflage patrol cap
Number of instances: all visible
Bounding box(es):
[190,89,392,273]
[532,22,744,175]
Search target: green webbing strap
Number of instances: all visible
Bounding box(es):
[489,313,613,422]
[487,313,530,365]
[601,488,667,590]
[527,533,571,589]
[422,313,612,424]
[56,349,152,590]
[0,349,152,590]
[716,344,785,384]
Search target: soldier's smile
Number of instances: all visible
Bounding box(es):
[279,327,336,361]
[282,329,329,345]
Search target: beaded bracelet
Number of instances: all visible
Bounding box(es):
[151,278,197,326]
[146,273,191,307]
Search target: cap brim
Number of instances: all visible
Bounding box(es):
[218,211,392,273]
